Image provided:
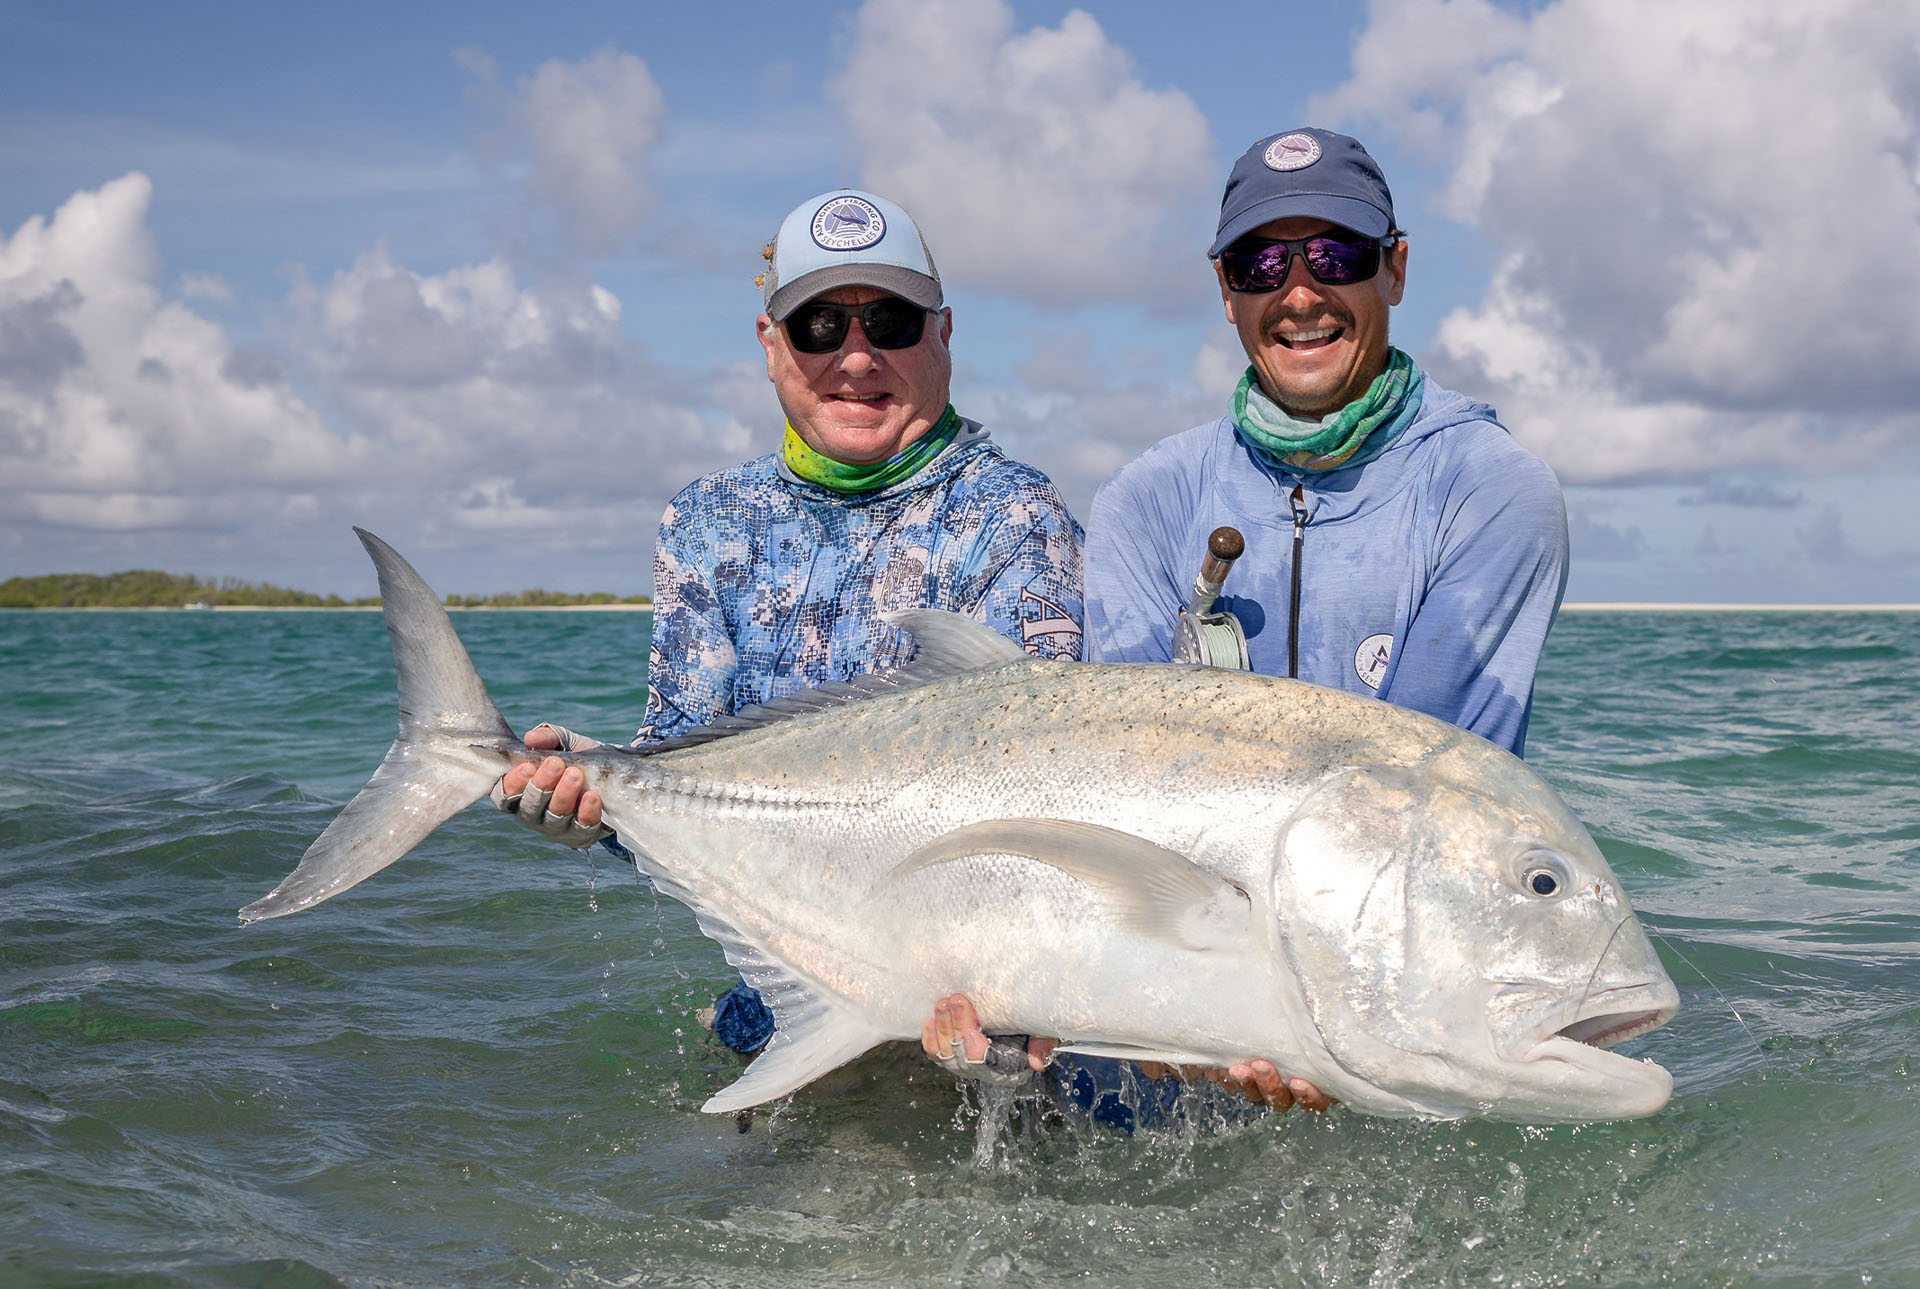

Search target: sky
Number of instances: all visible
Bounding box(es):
[3,0,1917,603]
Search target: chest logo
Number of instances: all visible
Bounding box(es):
[811,196,886,251]
[1354,633,1393,690]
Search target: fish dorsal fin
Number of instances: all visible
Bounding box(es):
[871,818,1252,952]
[881,608,1027,671]
[640,610,1029,754]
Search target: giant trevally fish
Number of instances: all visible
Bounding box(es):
[242,530,1679,1122]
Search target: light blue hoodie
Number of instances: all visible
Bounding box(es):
[1085,374,1567,756]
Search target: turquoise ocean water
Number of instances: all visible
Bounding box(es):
[2,605,1915,1287]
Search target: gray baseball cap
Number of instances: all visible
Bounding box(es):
[762,188,943,320]
[1210,128,1397,256]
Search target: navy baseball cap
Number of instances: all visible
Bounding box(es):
[1209,128,1397,257]
[762,188,943,321]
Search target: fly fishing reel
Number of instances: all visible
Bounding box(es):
[1172,526,1251,671]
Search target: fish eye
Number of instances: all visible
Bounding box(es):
[1517,851,1571,899]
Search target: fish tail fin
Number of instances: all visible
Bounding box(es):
[239,528,520,923]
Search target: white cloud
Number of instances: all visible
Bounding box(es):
[522,49,666,252]
[963,328,1238,515]
[1568,507,1648,562]
[1679,480,1805,510]
[0,173,760,591]
[295,248,625,393]
[177,273,233,303]
[1317,0,1920,484]
[831,0,1218,309]
[288,247,750,523]
[0,173,351,531]
[459,46,667,255]
[1795,505,1852,562]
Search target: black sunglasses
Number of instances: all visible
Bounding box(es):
[1218,230,1397,293]
[783,297,929,354]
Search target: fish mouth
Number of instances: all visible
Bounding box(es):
[1493,980,1678,1066]
[1463,980,1680,1120]
[1522,982,1679,1072]
[1551,1004,1673,1050]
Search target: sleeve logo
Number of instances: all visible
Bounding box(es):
[1018,586,1081,650]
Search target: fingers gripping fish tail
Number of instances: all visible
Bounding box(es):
[238,529,522,923]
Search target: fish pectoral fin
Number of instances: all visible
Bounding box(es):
[873,818,1253,952]
[701,999,892,1115]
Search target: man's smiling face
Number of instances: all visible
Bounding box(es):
[1218,216,1407,418]
[759,285,953,465]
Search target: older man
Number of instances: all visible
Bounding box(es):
[496,188,1083,1056]
[1087,128,1567,756]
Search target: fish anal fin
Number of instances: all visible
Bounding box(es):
[655,867,895,1114]
[701,998,891,1114]
[873,818,1252,952]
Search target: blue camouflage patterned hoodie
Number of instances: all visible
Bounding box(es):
[637,421,1084,744]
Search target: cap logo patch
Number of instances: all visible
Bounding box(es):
[811,196,886,251]
[1264,133,1322,172]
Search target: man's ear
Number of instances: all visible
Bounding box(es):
[1214,261,1238,326]
[1384,238,1408,307]
[756,313,778,377]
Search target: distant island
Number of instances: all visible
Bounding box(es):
[0,570,650,610]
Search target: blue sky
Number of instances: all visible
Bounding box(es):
[3,0,1916,602]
